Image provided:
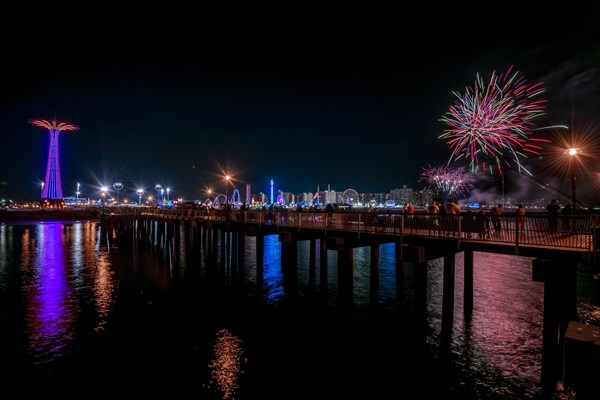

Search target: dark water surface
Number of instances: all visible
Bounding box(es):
[1,221,598,399]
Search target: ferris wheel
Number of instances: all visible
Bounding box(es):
[341,188,359,205]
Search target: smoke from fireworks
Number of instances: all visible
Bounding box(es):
[419,164,474,198]
[439,66,550,175]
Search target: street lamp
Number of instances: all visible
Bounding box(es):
[225,175,231,220]
[136,189,144,206]
[113,182,123,203]
[155,184,162,205]
[564,147,581,211]
[100,186,108,212]
[76,182,80,206]
[166,188,170,203]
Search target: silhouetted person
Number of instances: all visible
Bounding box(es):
[491,204,503,233]
[546,199,560,234]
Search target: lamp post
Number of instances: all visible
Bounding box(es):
[76,182,80,206]
[113,182,123,203]
[225,175,231,221]
[100,186,108,212]
[166,187,170,203]
[136,189,144,206]
[155,185,162,205]
[565,147,581,211]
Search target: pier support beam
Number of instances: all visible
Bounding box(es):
[337,247,354,310]
[280,233,298,301]
[255,234,264,291]
[320,238,328,302]
[441,252,456,351]
[532,258,578,398]
[395,238,404,301]
[370,244,380,308]
[309,238,317,293]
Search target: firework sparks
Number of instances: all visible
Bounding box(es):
[439,66,549,175]
[419,164,474,198]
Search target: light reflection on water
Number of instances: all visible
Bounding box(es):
[0,222,599,398]
[27,223,75,363]
[0,222,117,366]
[206,328,247,400]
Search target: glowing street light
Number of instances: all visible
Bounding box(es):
[100,186,108,203]
[113,182,123,203]
[76,182,80,206]
[225,175,231,220]
[155,184,162,205]
[100,186,108,212]
[136,189,144,206]
[564,147,581,210]
[166,187,170,202]
[225,175,231,202]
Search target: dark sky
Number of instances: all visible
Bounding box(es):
[2,7,600,204]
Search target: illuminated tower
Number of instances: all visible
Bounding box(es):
[29,118,79,199]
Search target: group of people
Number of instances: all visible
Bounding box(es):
[423,199,574,237]
[546,199,573,234]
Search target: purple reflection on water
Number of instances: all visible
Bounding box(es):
[27,223,75,363]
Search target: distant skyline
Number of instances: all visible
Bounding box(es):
[2,8,600,205]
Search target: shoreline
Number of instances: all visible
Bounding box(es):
[0,209,101,222]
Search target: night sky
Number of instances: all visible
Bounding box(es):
[2,8,600,205]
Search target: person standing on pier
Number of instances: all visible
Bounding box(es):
[546,199,560,234]
[444,199,460,236]
[561,203,572,234]
[491,204,503,233]
[516,204,526,233]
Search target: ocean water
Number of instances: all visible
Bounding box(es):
[0,221,598,399]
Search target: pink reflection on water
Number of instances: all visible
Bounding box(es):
[207,328,247,399]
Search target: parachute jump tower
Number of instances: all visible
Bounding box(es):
[29,118,79,200]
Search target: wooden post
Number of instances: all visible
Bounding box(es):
[338,247,354,310]
[533,258,578,398]
[370,244,380,308]
[395,238,404,302]
[281,240,298,302]
[441,253,456,352]
[256,234,264,292]
[309,238,317,293]
[320,238,328,302]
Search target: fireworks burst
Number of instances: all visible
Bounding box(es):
[419,164,474,198]
[439,66,551,175]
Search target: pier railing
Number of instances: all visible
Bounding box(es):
[106,207,599,252]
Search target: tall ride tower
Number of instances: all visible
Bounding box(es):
[29,118,79,199]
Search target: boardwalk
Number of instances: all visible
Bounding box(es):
[132,207,597,255]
